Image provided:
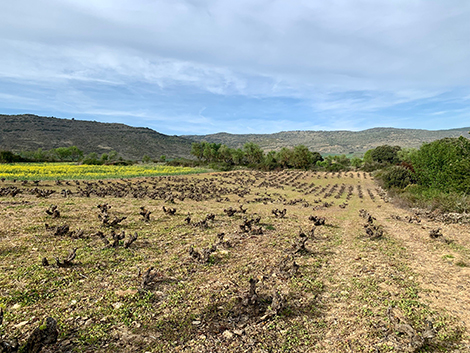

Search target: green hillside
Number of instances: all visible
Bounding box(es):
[0,114,192,160]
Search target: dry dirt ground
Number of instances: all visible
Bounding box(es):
[0,170,469,352]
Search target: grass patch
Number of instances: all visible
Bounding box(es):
[0,162,206,180]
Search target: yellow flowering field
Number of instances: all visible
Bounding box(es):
[0,163,204,180]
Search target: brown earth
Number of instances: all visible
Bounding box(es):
[0,170,469,352]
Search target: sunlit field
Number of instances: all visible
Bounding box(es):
[0,170,468,352]
[0,163,205,180]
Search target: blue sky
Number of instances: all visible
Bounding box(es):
[1,0,469,135]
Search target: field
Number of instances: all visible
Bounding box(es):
[0,170,469,352]
[0,163,204,180]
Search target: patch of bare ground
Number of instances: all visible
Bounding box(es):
[0,170,468,352]
[376,202,470,337]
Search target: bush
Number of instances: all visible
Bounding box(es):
[381,166,416,189]
[362,161,386,172]
[394,185,470,213]
[0,150,24,163]
[370,145,401,164]
[81,152,102,165]
[410,137,470,194]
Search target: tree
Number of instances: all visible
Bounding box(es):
[82,152,100,165]
[262,151,278,170]
[108,150,118,161]
[276,147,293,168]
[53,146,83,162]
[311,151,324,165]
[317,154,350,172]
[370,145,401,164]
[191,142,205,161]
[231,148,245,165]
[363,149,373,163]
[0,150,22,163]
[218,145,234,164]
[32,148,49,162]
[101,153,109,162]
[243,142,264,165]
[203,142,221,162]
[410,137,470,193]
[397,148,418,164]
[381,166,415,189]
[292,145,313,169]
[350,157,363,169]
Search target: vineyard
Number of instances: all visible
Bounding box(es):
[0,170,469,352]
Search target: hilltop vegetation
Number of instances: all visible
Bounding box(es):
[1,114,469,160]
[184,127,470,155]
[0,114,192,160]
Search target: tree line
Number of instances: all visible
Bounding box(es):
[0,146,132,165]
[190,141,324,170]
[2,136,469,198]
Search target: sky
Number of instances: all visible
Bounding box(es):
[0,0,469,135]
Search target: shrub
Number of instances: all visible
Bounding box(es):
[410,137,470,194]
[370,145,401,164]
[381,165,416,189]
[0,150,24,163]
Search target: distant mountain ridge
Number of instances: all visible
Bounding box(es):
[184,127,470,155]
[0,114,192,160]
[1,114,469,159]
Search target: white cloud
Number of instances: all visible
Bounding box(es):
[1,0,470,133]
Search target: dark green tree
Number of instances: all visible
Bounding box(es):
[261,151,278,170]
[276,147,293,168]
[53,146,83,161]
[370,145,401,164]
[0,150,22,163]
[243,142,264,165]
[410,137,470,193]
[311,151,324,165]
[108,150,118,161]
[202,142,221,162]
[350,157,363,169]
[292,145,313,169]
[218,145,234,164]
[231,148,245,165]
[191,142,205,161]
[316,154,350,172]
[381,165,416,189]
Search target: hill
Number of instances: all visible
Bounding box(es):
[2,114,469,159]
[184,127,470,155]
[0,114,192,160]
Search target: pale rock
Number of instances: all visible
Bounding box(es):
[113,302,124,310]
[15,320,29,328]
[222,330,233,340]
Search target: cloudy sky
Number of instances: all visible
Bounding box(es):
[1,0,469,135]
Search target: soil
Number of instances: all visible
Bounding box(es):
[0,170,469,352]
